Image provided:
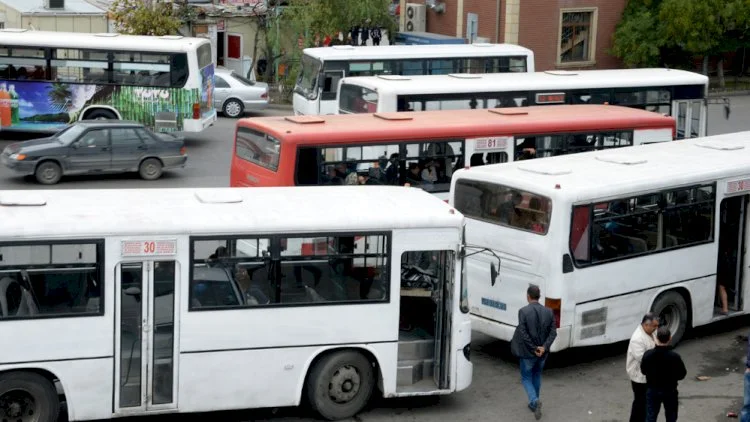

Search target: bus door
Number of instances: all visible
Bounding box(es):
[114,257,180,414]
[465,136,513,167]
[716,194,748,315]
[673,99,706,139]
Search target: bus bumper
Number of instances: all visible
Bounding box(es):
[470,314,572,352]
[182,110,217,132]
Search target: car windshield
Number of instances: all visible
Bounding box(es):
[230,72,255,86]
[53,125,87,145]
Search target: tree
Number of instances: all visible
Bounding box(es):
[109,0,182,36]
[611,4,665,68]
[659,0,750,87]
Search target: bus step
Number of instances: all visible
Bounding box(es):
[397,338,434,361]
[397,359,434,386]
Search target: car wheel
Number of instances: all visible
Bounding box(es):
[85,109,118,120]
[223,99,244,118]
[139,158,163,181]
[35,161,62,185]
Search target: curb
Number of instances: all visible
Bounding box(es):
[268,103,293,111]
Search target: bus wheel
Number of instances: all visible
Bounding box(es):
[85,109,117,120]
[306,350,375,421]
[0,371,60,422]
[35,161,62,185]
[652,291,688,345]
[139,158,163,181]
[222,99,244,118]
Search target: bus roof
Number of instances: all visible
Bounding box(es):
[341,68,708,95]
[238,105,675,145]
[0,29,209,52]
[0,186,463,239]
[302,43,533,60]
[455,131,750,201]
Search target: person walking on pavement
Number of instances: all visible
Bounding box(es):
[741,333,750,422]
[510,284,557,420]
[626,312,658,422]
[640,326,687,422]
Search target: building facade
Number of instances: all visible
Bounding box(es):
[0,0,107,33]
[402,0,627,71]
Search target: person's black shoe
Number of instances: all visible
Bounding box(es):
[534,400,542,420]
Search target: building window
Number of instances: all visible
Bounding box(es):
[558,8,598,65]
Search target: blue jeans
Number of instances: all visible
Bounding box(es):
[741,371,750,422]
[520,356,547,409]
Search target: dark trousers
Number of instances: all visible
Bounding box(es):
[646,387,678,422]
[629,381,647,422]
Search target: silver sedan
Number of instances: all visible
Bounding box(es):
[214,67,269,118]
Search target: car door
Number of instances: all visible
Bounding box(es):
[213,75,231,109]
[110,128,147,171]
[67,128,112,172]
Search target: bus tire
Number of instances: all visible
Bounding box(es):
[35,161,62,185]
[0,371,60,422]
[139,158,163,181]
[85,109,117,120]
[651,291,688,345]
[222,99,244,118]
[306,350,375,421]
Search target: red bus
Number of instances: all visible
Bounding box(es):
[230,104,676,200]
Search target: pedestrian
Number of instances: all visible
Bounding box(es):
[371,26,382,46]
[626,312,658,422]
[510,284,557,420]
[740,333,750,422]
[360,21,370,46]
[640,326,687,422]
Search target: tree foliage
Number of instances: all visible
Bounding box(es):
[611,6,663,67]
[282,0,397,47]
[109,0,182,36]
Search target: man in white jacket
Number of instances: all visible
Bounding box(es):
[626,312,659,422]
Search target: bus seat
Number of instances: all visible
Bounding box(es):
[86,297,100,313]
[304,286,326,302]
[0,276,15,317]
[0,277,38,317]
[666,235,678,248]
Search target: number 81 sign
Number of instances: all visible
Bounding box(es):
[121,240,177,257]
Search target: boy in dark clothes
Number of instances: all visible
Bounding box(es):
[640,326,687,422]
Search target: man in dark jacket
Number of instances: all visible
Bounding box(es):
[640,326,687,422]
[510,284,557,420]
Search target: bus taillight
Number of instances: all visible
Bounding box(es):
[192,103,200,119]
[545,297,561,328]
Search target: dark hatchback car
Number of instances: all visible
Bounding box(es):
[1,121,188,185]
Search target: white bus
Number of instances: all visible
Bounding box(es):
[0,186,471,421]
[449,131,750,351]
[338,68,711,139]
[293,43,534,116]
[0,28,217,133]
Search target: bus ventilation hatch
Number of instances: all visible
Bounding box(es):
[489,109,528,116]
[284,116,326,124]
[695,140,744,151]
[194,191,244,204]
[374,113,413,121]
[0,193,46,206]
[595,155,647,165]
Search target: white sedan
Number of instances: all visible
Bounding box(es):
[214,67,269,118]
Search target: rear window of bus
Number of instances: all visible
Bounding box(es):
[235,127,281,171]
[454,179,552,235]
[339,84,378,113]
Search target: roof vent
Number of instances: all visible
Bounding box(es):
[374,112,413,121]
[376,74,410,81]
[448,73,482,79]
[194,191,243,204]
[284,115,325,124]
[1,28,29,33]
[332,45,355,50]
[544,70,578,76]
[489,108,528,116]
[695,140,745,151]
[0,192,46,206]
[595,154,647,165]
[44,0,64,9]
[160,35,184,40]
[94,32,119,37]
[471,43,494,47]
[518,163,572,176]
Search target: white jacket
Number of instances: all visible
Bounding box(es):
[626,325,656,383]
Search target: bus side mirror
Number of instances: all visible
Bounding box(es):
[490,261,499,286]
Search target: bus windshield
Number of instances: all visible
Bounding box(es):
[453,179,552,235]
[296,55,322,99]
